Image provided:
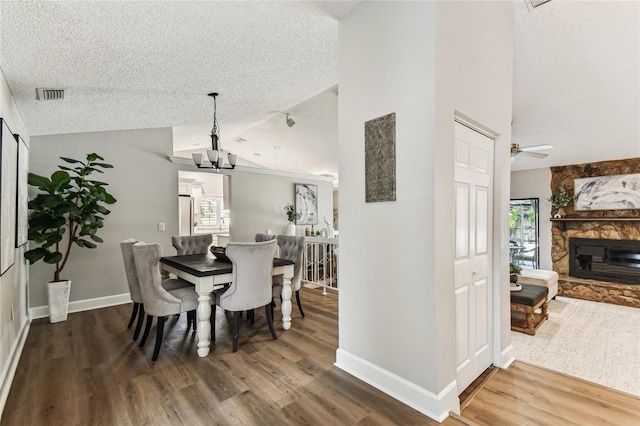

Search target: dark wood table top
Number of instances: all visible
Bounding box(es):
[160,253,293,278]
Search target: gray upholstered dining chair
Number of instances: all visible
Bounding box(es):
[120,238,191,341]
[171,234,214,255]
[132,241,200,361]
[255,233,278,257]
[255,233,277,243]
[218,240,279,352]
[272,235,306,317]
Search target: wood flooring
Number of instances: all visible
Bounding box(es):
[2,287,638,425]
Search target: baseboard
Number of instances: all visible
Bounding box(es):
[335,348,459,422]
[0,319,30,417]
[496,344,515,369]
[30,293,132,320]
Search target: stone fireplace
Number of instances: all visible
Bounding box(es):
[550,158,640,308]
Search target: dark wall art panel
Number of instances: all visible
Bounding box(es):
[365,112,396,203]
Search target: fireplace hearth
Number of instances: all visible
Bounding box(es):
[569,238,640,285]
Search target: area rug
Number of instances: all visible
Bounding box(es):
[511,296,640,396]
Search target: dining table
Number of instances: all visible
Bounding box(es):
[160,252,295,357]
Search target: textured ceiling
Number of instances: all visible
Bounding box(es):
[511,0,639,171]
[0,1,356,178]
[1,1,638,178]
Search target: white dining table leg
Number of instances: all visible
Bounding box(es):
[195,289,212,357]
[281,276,293,330]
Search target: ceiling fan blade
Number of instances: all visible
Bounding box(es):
[521,151,548,159]
[519,144,553,152]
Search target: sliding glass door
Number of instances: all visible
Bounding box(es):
[509,198,539,269]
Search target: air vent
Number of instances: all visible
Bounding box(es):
[528,0,551,9]
[36,88,64,100]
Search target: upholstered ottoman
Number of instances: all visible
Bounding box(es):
[510,284,548,336]
[518,269,558,300]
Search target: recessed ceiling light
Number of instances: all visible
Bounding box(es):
[253,153,261,157]
[235,137,248,143]
[274,146,281,150]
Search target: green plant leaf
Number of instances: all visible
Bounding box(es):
[90,235,103,243]
[43,252,63,264]
[61,157,83,164]
[93,162,113,168]
[51,171,71,190]
[87,153,104,162]
[24,248,47,264]
[28,173,54,193]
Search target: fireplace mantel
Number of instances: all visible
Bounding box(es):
[551,217,640,231]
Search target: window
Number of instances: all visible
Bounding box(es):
[509,198,539,268]
[199,197,229,229]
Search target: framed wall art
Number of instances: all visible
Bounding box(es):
[295,183,318,225]
[574,174,640,211]
[1,118,17,275]
[365,112,396,203]
[16,134,29,247]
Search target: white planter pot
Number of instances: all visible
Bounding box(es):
[47,280,71,323]
[286,222,296,235]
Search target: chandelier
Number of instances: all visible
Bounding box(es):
[192,92,237,170]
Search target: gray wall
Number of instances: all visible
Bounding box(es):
[29,128,177,307]
[229,171,334,242]
[510,167,553,270]
[28,133,335,309]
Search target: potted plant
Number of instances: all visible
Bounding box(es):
[510,262,522,283]
[548,185,572,218]
[24,153,117,322]
[284,203,298,235]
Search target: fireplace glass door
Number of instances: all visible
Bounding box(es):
[509,198,539,269]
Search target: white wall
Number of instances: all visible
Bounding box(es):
[510,168,553,270]
[337,1,512,421]
[28,128,177,308]
[0,70,30,414]
[434,0,514,381]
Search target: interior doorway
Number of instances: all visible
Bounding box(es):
[509,198,539,269]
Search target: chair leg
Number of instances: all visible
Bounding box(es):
[247,309,255,325]
[210,304,216,342]
[133,304,145,341]
[186,311,193,332]
[265,304,277,340]
[139,315,154,347]
[128,302,140,329]
[152,316,166,362]
[295,290,305,318]
[232,312,241,353]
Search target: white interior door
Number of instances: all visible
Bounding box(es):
[454,120,494,393]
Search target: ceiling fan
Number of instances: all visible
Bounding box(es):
[510,143,553,162]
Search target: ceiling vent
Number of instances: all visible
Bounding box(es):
[527,0,551,9]
[36,88,64,100]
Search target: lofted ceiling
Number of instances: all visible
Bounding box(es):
[0,1,638,179]
[511,0,639,171]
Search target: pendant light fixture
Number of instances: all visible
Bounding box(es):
[192,92,237,170]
